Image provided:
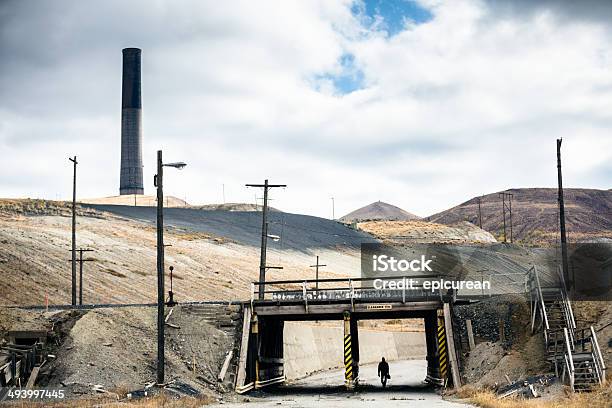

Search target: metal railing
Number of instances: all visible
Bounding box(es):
[590,326,607,385]
[527,266,607,391]
[527,266,550,344]
[563,327,575,392]
[556,266,576,347]
[573,326,607,386]
[250,275,445,307]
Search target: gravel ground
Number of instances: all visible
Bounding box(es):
[212,360,474,407]
[33,306,238,399]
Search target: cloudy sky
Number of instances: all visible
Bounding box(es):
[1,0,611,218]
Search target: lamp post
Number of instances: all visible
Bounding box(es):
[155,150,186,385]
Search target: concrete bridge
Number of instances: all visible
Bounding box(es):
[234,276,465,393]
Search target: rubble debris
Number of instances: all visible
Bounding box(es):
[165,381,200,397]
[218,350,234,382]
[496,374,556,399]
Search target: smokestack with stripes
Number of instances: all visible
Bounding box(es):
[119,47,144,195]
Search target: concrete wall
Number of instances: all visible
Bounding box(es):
[284,322,426,380]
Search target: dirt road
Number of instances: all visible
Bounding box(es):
[214,360,473,407]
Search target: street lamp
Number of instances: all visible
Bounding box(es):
[155,150,186,385]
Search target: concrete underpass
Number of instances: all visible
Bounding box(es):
[233,282,463,395]
[223,297,470,407]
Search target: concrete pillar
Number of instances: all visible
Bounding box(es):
[424,312,442,385]
[343,311,355,389]
[350,314,360,381]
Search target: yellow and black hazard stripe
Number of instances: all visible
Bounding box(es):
[437,316,448,383]
[344,333,353,381]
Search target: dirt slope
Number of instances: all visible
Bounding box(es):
[0,199,373,306]
[427,188,612,244]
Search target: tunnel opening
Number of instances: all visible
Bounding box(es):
[269,316,430,393]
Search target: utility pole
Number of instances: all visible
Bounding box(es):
[246,179,286,299]
[309,255,327,294]
[557,139,570,290]
[331,197,335,220]
[477,196,482,229]
[68,248,94,305]
[222,184,225,204]
[69,156,77,306]
[498,192,513,243]
[509,194,513,242]
[154,150,186,385]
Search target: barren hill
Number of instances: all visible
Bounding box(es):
[0,199,376,306]
[340,201,420,223]
[81,195,188,207]
[427,188,612,244]
[191,203,277,212]
[357,220,497,244]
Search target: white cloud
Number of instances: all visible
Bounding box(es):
[0,0,610,218]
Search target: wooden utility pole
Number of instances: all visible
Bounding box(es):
[557,139,570,290]
[477,196,482,229]
[246,180,286,299]
[309,255,327,293]
[499,192,513,243]
[69,156,77,306]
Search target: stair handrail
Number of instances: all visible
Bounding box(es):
[563,327,575,392]
[532,267,550,343]
[556,266,576,347]
[590,326,606,385]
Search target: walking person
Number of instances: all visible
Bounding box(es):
[377,357,390,388]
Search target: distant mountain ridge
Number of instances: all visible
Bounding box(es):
[340,201,420,223]
[427,188,612,244]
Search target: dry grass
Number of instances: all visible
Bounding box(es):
[455,383,612,408]
[0,199,102,218]
[1,393,215,407]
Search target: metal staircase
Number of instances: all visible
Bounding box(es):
[527,266,606,392]
[571,327,607,391]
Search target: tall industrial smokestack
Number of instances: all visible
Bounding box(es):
[119,48,144,195]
